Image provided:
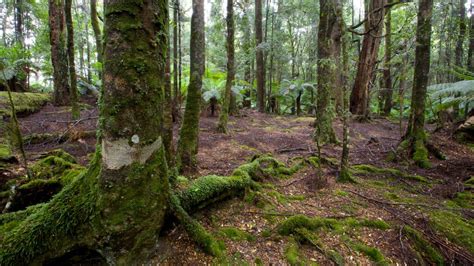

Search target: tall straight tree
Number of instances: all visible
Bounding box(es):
[455,0,466,68]
[403,0,434,168]
[65,0,79,118]
[468,2,474,71]
[349,0,385,118]
[217,0,235,133]
[14,0,24,47]
[381,1,393,115]
[255,0,265,112]
[0,0,171,263]
[90,0,103,67]
[49,0,72,106]
[177,0,205,171]
[173,0,180,121]
[315,0,342,145]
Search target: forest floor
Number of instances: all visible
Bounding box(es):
[2,100,474,265]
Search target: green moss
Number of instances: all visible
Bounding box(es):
[334,189,348,197]
[0,143,12,161]
[218,227,255,242]
[351,242,388,265]
[413,139,431,168]
[429,211,474,253]
[267,190,305,205]
[402,226,444,265]
[0,92,50,116]
[285,239,306,266]
[352,164,428,183]
[30,151,84,181]
[294,227,344,266]
[448,191,474,208]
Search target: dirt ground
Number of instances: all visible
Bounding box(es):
[4,102,474,265]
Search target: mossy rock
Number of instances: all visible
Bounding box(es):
[0,92,50,117]
[30,150,83,180]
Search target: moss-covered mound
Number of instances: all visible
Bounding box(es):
[0,92,50,116]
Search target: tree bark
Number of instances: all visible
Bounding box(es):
[469,2,474,71]
[255,0,265,112]
[349,0,385,118]
[49,0,72,106]
[314,0,341,145]
[382,2,393,116]
[217,0,235,133]
[173,0,181,122]
[65,0,79,119]
[404,0,433,168]
[455,0,466,68]
[14,0,24,47]
[164,5,174,165]
[177,0,205,171]
[90,0,103,66]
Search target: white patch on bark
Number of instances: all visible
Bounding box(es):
[102,137,162,170]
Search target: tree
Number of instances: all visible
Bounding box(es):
[402,0,434,168]
[173,0,181,121]
[0,0,170,263]
[217,0,235,133]
[65,0,79,118]
[14,0,24,47]
[49,0,72,106]
[469,2,474,71]
[381,1,393,115]
[455,0,466,68]
[90,0,103,67]
[314,0,341,145]
[349,0,385,118]
[177,0,205,171]
[255,0,266,112]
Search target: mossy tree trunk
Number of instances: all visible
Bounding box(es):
[455,0,466,68]
[255,0,265,112]
[177,0,205,171]
[349,0,385,118]
[314,0,341,145]
[172,0,181,122]
[403,0,433,168]
[381,2,393,116]
[49,0,72,106]
[164,10,174,166]
[0,1,170,264]
[90,0,103,67]
[217,0,235,133]
[468,2,474,71]
[65,0,79,119]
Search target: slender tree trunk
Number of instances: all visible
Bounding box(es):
[267,12,274,112]
[65,0,79,119]
[455,0,466,68]
[90,0,102,67]
[349,0,385,118]
[469,2,474,71]
[173,0,180,121]
[314,0,341,145]
[243,1,252,108]
[217,0,235,133]
[14,0,23,47]
[49,0,72,106]
[164,6,174,166]
[177,0,205,171]
[403,0,433,168]
[382,3,393,115]
[255,0,265,112]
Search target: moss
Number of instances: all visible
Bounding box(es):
[294,227,344,266]
[352,164,428,183]
[449,191,474,208]
[338,168,356,183]
[0,143,12,161]
[402,226,444,265]
[334,189,348,197]
[429,211,474,253]
[285,239,306,266]
[261,229,272,238]
[267,190,305,205]
[413,138,431,168]
[351,242,388,265]
[218,227,255,242]
[0,92,50,117]
[30,151,84,181]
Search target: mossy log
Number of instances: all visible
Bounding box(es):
[0,155,300,264]
[23,130,96,145]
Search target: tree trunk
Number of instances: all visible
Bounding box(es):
[455,0,466,68]
[349,0,385,118]
[0,0,170,264]
[314,0,341,145]
[65,0,79,119]
[255,0,265,112]
[164,9,174,166]
[243,0,252,108]
[469,2,474,71]
[217,0,235,133]
[90,0,103,66]
[177,0,205,171]
[14,0,24,47]
[403,0,433,168]
[173,0,181,122]
[382,3,393,116]
[49,0,72,106]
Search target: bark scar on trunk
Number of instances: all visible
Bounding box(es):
[101,137,162,170]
